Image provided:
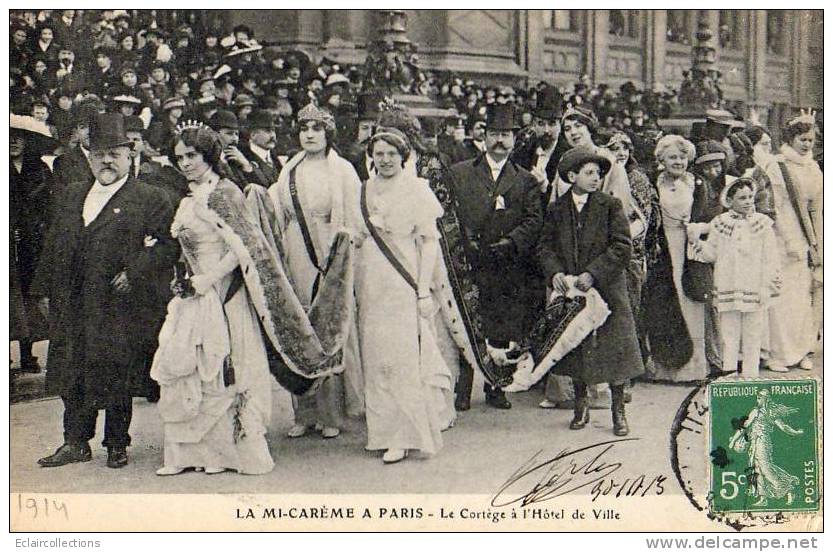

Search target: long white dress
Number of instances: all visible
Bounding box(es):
[269,151,364,427]
[151,180,274,474]
[649,172,709,382]
[355,173,453,455]
[765,145,823,366]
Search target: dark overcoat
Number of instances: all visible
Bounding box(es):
[30,177,179,405]
[52,146,93,196]
[241,144,283,184]
[445,154,544,342]
[537,191,644,384]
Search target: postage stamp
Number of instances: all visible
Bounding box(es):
[708,378,820,514]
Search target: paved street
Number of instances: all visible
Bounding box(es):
[10,341,820,496]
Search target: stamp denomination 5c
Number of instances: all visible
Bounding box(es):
[708,379,819,514]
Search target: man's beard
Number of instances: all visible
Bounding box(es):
[539,133,556,150]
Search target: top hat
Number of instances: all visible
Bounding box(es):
[557,145,612,182]
[89,113,133,151]
[247,109,275,130]
[534,86,563,121]
[357,91,384,121]
[485,104,518,131]
[208,109,240,131]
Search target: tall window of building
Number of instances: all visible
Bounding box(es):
[718,10,742,49]
[609,10,640,39]
[543,10,578,32]
[666,10,692,44]
[766,11,787,55]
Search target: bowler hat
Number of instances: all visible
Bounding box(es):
[557,145,611,182]
[534,86,563,121]
[89,113,133,151]
[247,109,275,130]
[485,104,518,131]
[123,115,145,133]
[209,109,240,131]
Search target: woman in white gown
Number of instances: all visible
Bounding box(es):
[355,127,453,464]
[268,104,364,439]
[151,125,274,475]
[764,113,822,371]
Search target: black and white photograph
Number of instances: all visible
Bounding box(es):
[7,5,823,536]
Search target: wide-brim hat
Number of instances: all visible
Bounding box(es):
[208,109,239,131]
[247,109,275,130]
[557,145,612,182]
[485,104,518,131]
[111,94,142,105]
[225,42,263,59]
[10,114,59,155]
[325,73,350,87]
[162,96,187,111]
[89,113,133,151]
[534,85,563,121]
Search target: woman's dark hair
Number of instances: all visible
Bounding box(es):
[781,121,815,145]
[167,126,223,173]
[724,178,755,202]
[297,122,338,155]
[744,125,771,147]
[367,129,411,166]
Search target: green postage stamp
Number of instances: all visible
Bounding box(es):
[708,378,820,514]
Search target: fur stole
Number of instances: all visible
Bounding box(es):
[202,179,355,387]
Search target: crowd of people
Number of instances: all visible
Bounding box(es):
[10,10,822,476]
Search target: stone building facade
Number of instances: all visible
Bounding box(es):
[228,10,822,125]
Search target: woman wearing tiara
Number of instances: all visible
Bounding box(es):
[764,111,822,372]
[268,104,364,440]
[151,124,275,475]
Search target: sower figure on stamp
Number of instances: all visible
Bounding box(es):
[446,104,544,410]
[537,146,644,435]
[32,113,178,469]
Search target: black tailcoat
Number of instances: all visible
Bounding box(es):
[445,154,544,342]
[30,177,179,405]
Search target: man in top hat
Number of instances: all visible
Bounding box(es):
[512,85,565,206]
[444,103,544,410]
[52,101,101,193]
[31,113,179,469]
[208,109,271,189]
[348,90,383,181]
[241,109,284,183]
[537,145,644,436]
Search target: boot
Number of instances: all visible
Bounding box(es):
[484,384,511,409]
[455,360,474,411]
[611,384,629,436]
[569,381,590,429]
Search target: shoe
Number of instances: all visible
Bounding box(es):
[611,385,629,437]
[156,466,186,476]
[286,424,309,438]
[799,358,814,371]
[204,467,227,474]
[382,449,408,464]
[766,363,789,373]
[321,426,340,439]
[106,447,128,469]
[38,443,92,467]
[485,389,511,410]
[569,382,589,430]
[538,399,558,409]
[454,396,471,412]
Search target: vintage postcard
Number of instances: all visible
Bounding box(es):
[8,6,823,536]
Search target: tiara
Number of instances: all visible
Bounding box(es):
[297,103,336,131]
[787,108,817,127]
[561,105,597,124]
[174,119,208,135]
